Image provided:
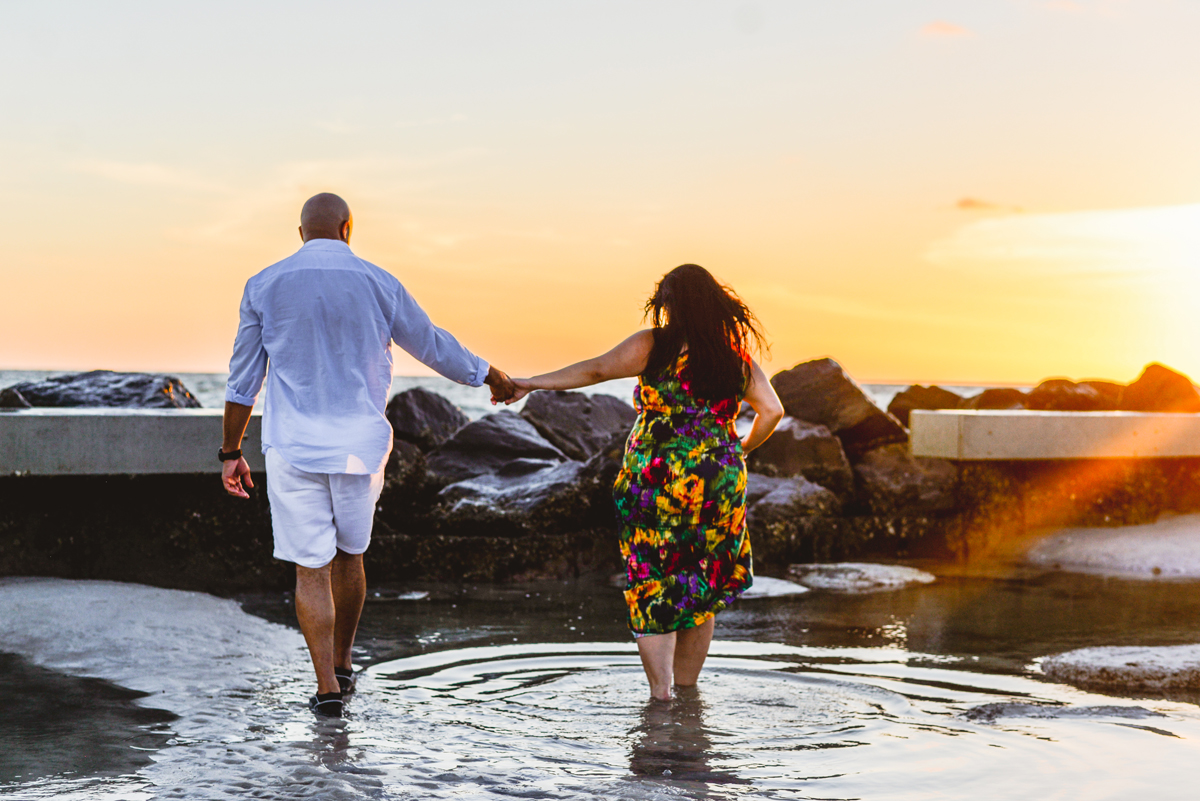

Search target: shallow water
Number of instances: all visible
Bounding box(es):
[5,570,1200,799]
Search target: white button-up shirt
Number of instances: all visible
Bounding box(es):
[225,238,488,474]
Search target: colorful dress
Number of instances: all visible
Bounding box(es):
[613,351,752,636]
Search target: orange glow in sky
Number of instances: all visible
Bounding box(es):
[3,2,1200,386]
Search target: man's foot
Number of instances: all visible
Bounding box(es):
[309,691,343,718]
[334,666,355,695]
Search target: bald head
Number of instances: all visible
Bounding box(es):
[299,193,352,243]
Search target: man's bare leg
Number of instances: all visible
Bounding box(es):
[636,632,677,701]
[330,550,366,672]
[294,562,340,695]
[672,618,714,687]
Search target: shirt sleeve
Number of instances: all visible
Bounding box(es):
[390,282,489,387]
[225,280,269,406]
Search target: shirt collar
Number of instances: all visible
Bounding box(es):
[299,238,353,252]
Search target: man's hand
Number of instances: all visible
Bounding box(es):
[485,365,517,404]
[505,378,533,405]
[222,457,254,499]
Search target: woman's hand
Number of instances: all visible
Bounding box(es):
[505,378,534,405]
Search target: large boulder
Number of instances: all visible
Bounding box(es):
[425,410,567,482]
[386,387,468,451]
[770,359,907,456]
[0,387,32,409]
[853,443,957,515]
[9,371,201,408]
[1119,363,1200,413]
[1026,379,1118,412]
[520,390,636,461]
[886,386,963,427]
[960,387,1026,410]
[746,472,791,506]
[437,461,588,520]
[748,475,841,523]
[747,417,854,496]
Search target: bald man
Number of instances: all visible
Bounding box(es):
[220,193,514,718]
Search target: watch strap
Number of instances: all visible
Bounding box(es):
[218,448,243,462]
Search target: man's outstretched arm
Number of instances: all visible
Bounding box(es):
[391,283,514,400]
[221,401,255,498]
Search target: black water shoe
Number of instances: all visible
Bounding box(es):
[308,691,343,718]
[334,667,355,695]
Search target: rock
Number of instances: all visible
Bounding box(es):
[425,410,567,482]
[1026,379,1117,412]
[1083,380,1123,408]
[9,371,201,408]
[0,387,32,410]
[786,562,936,592]
[960,387,1026,410]
[386,387,468,451]
[748,417,854,496]
[854,443,957,515]
[886,386,963,427]
[769,358,907,456]
[520,390,636,461]
[438,461,588,518]
[1042,644,1200,691]
[746,472,791,506]
[1119,363,1200,412]
[740,576,810,598]
[748,475,841,523]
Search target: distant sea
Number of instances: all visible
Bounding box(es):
[0,370,1014,420]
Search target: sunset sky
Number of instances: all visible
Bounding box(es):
[4,1,1200,386]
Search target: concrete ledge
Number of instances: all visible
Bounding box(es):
[0,409,264,475]
[911,409,1200,460]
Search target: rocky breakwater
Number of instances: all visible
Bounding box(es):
[743,358,959,566]
[366,389,637,582]
[0,372,284,594]
[884,362,1200,559]
[10,361,1200,593]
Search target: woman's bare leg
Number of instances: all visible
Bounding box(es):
[672,618,714,687]
[636,632,677,700]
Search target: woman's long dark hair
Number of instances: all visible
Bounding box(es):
[643,264,766,401]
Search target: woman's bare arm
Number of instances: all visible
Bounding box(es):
[506,330,655,403]
[741,359,784,453]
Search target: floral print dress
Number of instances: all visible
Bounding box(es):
[613,351,753,636]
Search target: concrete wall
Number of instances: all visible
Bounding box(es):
[0,409,264,475]
[911,409,1200,460]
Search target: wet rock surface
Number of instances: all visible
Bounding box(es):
[426,410,567,482]
[1026,379,1117,412]
[886,385,963,427]
[6,371,202,408]
[748,417,853,496]
[0,387,31,409]
[853,444,958,516]
[520,390,635,461]
[770,358,907,455]
[386,387,468,450]
[749,475,841,523]
[960,388,1027,410]
[8,361,1200,588]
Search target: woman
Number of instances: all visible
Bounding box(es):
[507,264,784,699]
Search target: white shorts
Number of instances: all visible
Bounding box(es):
[265,448,386,569]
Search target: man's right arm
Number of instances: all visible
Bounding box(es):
[222,282,267,498]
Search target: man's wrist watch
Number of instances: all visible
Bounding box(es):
[218,448,243,462]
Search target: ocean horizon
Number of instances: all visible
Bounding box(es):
[0,369,1023,420]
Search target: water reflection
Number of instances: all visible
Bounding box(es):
[628,688,748,788]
